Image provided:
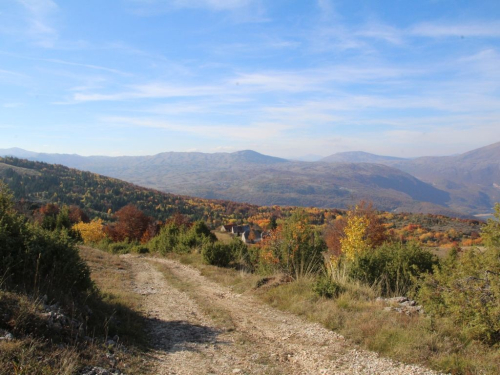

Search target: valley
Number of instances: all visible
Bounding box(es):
[2,141,500,216]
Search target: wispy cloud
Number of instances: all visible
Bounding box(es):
[0,50,132,77]
[73,82,228,102]
[411,21,500,38]
[356,23,404,45]
[129,0,254,11]
[128,0,267,22]
[102,115,291,141]
[71,63,416,104]
[2,102,24,108]
[172,0,252,11]
[42,58,131,76]
[16,0,59,47]
[0,68,28,78]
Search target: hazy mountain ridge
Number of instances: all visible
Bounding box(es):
[386,143,500,214]
[0,147,462,215]
[321,151,408,163]
[320,142,500,214]
[5,143,500,215]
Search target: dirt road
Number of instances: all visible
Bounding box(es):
[122,255,441,375]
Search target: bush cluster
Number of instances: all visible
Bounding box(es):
[201,237,251,268]
[148,220,216,255]
[201,242,233,267]
[259,210,326,279]
[349,242,437,296]
[416,204,500,345]
[313,275,346,298]
[0,184,93,298]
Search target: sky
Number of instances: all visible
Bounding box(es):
[0,0,499,159]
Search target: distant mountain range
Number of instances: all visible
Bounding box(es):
[321,142,500,215]
[1,142,499,216]
[321,151,407,164]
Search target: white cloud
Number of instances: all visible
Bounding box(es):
[0,68,28,78]
[2,103,24,108]
[411,21,500,38]
[172,0,252,11]
[17,0,57,15]
[102,116,291,141]
[41,58,131,76]
[128,0,267,22]
[356,23,404,45]
[16,0,59,47]
[73,82,228,102]
[70,63,416,104]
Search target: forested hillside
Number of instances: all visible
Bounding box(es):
[0,148,459,216]
[0,157,485,248]
[0,157,261,225]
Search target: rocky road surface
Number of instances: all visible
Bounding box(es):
[122,255,442,375]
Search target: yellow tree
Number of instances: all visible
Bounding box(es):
[339,214,369,261]
[325,201,386,265]
[73,218,106,244]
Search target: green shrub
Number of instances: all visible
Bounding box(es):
[131,244,149,254]
[94,237,113,251]
[261,210,326,279]
[148,223,180,254]
[179,221,216,252]
[108,241,132,254]
[417,205,500,345]
[201,241,234,267]
[228,237,253,269]
[349,242,437,296]
[313,275,346,298]
[418,247,500,345]
[149,220,216,255]
[0,183,93,297]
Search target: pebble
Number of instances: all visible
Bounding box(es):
[0,331,14,341]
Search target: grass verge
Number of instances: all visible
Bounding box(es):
[167,252,500,375]
[0,246,151,375]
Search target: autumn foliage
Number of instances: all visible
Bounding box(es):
[105,204,152,242]
[259,210,326,279]
[324,201,387,262]
[73,218,106,244]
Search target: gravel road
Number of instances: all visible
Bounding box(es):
[122,255,442,375]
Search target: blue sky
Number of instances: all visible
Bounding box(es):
[0,0,499,159]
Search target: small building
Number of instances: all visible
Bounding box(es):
[231,225,250,236]
[242,229,262,244]
[220,224,235,232]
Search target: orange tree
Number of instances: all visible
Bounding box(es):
[105,204,151,242]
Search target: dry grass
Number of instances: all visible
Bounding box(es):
[0,246,151,375]
[173,252,262,294]
[428,245,486,259]
[213,231,234,244]
[79,246,147,344]
[0,338,79,375]
[169,252,500,375]
[153,260,236,330]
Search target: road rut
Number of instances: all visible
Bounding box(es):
[122,255,441,375]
